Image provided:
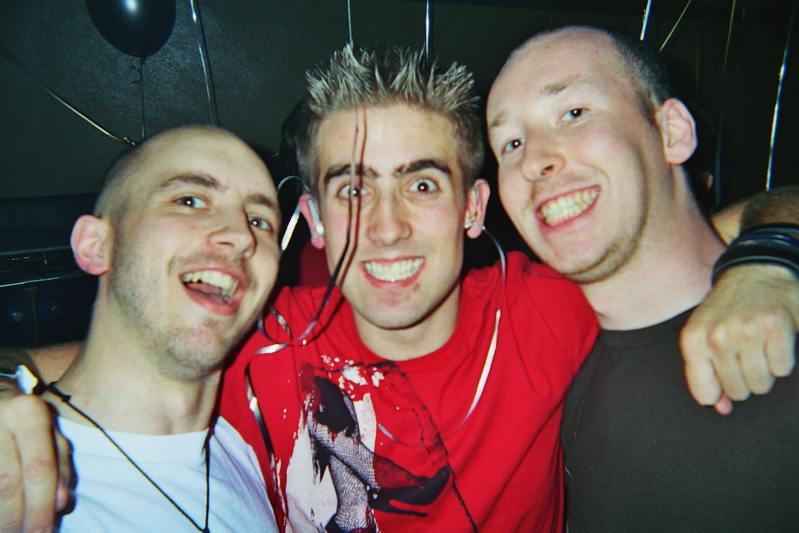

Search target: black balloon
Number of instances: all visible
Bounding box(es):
[86,0,176,58]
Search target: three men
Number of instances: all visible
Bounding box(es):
[3,41,798,533]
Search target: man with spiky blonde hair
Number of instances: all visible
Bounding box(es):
[293,44,484,196]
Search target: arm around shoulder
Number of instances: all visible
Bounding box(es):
[683,186,799,413]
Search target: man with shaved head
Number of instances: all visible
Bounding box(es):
[487,25,799,529]
[2,126,281,531]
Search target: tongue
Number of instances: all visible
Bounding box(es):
[185,281,227,303]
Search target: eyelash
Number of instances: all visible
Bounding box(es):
[175,195,206,208]
[502,139,523,155]
[337,183,364,199]
[563,107,586,121]
[248,216,273,232]
[176,195,274,234]
[410,178,438,193]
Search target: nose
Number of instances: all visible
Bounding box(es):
[519,131,565,182]
[364,193,411,247]
[210,209,256,257]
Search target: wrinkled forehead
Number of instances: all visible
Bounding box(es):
[135,129,277,200]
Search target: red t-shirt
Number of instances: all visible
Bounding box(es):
[220,252,598,532]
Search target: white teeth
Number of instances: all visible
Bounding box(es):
[540,188,599,226]
[363,258,423,282]
[181,270,239,298]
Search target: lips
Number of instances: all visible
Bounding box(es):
[363,258,423,282]
[539,187,599,226]
[181,270,239,303]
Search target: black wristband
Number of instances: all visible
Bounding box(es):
[712,224,799,284]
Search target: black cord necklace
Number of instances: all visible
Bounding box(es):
[48,382,211,533]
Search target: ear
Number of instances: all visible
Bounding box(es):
[658,98,697,166]
[299,193,326,249]
[71,215,112,276]
[464,179,491,240]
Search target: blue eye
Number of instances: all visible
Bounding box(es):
[176,195,207,208]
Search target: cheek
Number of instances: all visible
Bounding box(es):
[255,245,280,279]
[320,211,352,266]
[498,171,526,212]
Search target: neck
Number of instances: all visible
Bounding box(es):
[354,285,461,361]
[48,311,221,434]
[582,202,725,331]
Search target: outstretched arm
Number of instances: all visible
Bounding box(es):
[682,186,799,414]
[0,344,79,532]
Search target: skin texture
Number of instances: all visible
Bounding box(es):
[300,104,489,361]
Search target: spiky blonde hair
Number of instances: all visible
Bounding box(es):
[287,44,484,195]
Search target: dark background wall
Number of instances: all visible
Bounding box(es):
[1,0,796,205]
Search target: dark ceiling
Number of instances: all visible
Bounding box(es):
[1,0,796,207]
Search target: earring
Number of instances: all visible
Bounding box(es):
[464,217,474,230]
[309,197,325,237]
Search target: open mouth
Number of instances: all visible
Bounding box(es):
[539,187,599,226]
[181,270,239,303]
[363,258,423,282]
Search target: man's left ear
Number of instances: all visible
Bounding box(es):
[71,215,112,276]
[659,98,698,166]
[464,179,491,239]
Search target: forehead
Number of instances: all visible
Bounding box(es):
[132,130,277,202]
[314,105,461,174]
[490,29,631,108]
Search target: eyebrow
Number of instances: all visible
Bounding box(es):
[322,158,452,186]
[160,173,222,191]
[396,159,452,178]
[542,77,580,96]
[248,192,279,212]
[322,164,373,185]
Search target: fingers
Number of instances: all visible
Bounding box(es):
[0,393,59,533]
[713,393,733,416]
[54,428,73,513]
[682,263,799,409]
[682,348,722,407]
[765,324,797,378]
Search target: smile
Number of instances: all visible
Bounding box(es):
[181,270,239,300]
[539,187,599,226]
[363,258,423,282]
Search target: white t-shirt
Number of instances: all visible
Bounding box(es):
[56,415,278,532]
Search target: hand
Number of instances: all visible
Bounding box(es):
[0,385,72,533]
[681,264,799,414]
